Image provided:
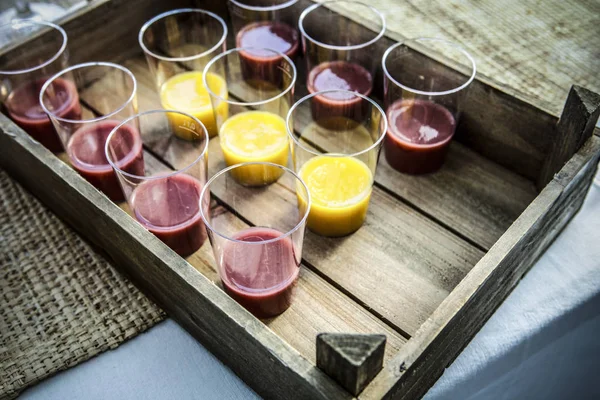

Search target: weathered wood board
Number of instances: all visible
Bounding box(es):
[320,0,600,117]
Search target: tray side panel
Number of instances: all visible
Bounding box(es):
[0,0,193,66]
[360,135,600,399]
[0,116,350,400]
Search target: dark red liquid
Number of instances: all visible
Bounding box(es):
[221,227,299,318]
[236,21,299,86]
[6,78,81,152]
[307,61,372,126]
[384,99,456,174]
[68,120,144,201]
[132,174,206,258]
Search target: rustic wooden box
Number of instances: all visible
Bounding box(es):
[1,0,599,398]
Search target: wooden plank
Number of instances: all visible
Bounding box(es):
[0,112,352,400]
[297,0,558,181]
[538,85,600,189]
[360,135,600,399]
[108,57,485,336]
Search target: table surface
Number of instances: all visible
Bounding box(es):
[18,172,600,399]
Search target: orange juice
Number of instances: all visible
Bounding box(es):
[298,156,372,236]
[220,111,289,186]
[160,71,227,138]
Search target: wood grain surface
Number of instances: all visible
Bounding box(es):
[111,56,485,337]
[318,0,600,117]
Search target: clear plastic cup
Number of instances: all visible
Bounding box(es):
[287,89,387,237]
[204,47,296,186]
[382,38,476,174]
[139,9,227,138]
[106,110,209,258]
[0,19,69,152]
[200,162,310,318]
[299,1,385,122]
[228,0,302,75]
[40,62,138,201]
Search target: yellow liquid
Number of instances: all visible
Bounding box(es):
[298,156,372,237]
[220,111,289,186]
[160,71,228,138]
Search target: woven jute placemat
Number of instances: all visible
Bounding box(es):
[0,169,165,399]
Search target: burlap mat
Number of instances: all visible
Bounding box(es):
[0,169,165,399]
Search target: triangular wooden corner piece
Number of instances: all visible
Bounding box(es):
[316,333,386,396]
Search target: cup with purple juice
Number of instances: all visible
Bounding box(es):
[200,162,311,318]
[106,110,209,258]
[382,38,476,174]
[0,19,78,152]
[228,0,301,85]
[40,62,142,201]
[299,1,385,127]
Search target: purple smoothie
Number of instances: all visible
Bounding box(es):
[6,78,81,152]
[237,21,299,86]
[221,227,299,318]
[307,61,372,127]
[68,120,144,201]
[384,99,456,174]
[132,173,207,258]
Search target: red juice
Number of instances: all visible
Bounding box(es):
[307,61,372,127]
[132,174,206,258]
[221,227,299,318]
[68,120,144,201]
[6,77,81,152]
[236,21,299,86]
[384,99,456,174]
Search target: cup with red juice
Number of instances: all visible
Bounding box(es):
[381,38,476,174]
[0,19,76,152]
[41,62,142,201]
[228,0,301,86]
[106,110,209,258]
[299,1,385,126]
[200,162,311,318]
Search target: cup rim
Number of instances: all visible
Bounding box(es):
[299,1,386,51]
[138,8,228,63]
[199,162,312,245]
[228,0,298,12]
[105,109,209,181]
[203,47,297,107]
[0,19,67,75]
[39,62,137,124]
[286,89,388,158]
[382,37,477,96]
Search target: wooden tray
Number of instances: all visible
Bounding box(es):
[1,0,599,398]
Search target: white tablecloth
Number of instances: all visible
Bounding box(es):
[20,177,600,400]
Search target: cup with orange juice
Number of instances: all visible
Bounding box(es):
[139,9,228,138]
[204,47,296,186]
[287,90,387,237]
